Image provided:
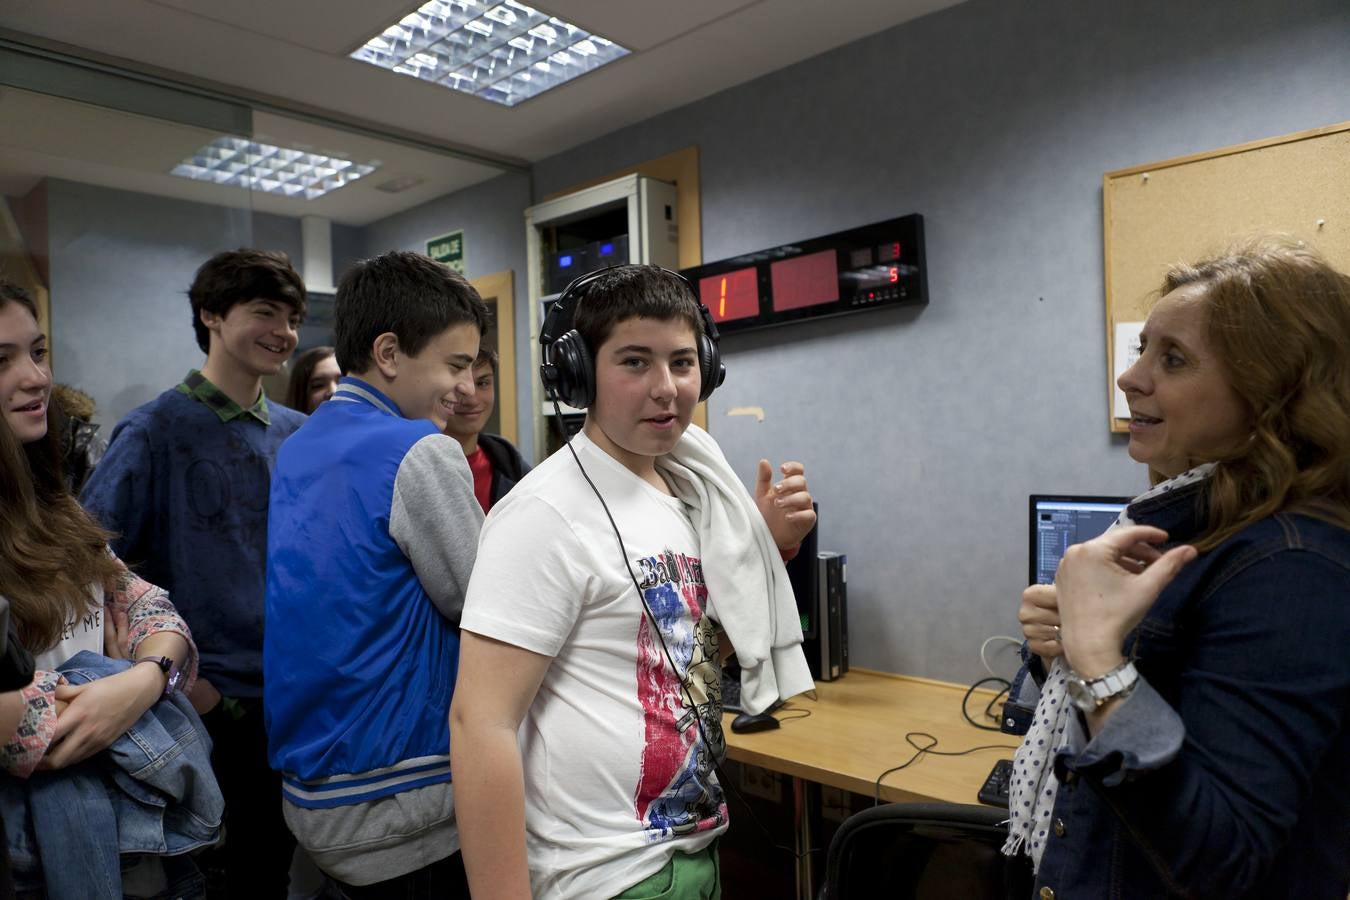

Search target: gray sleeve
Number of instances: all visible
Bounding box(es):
[388,433,484,625]
[1055,678,1184,787]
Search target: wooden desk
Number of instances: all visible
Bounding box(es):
[721,668,1019,898]
[723,667,1018,804]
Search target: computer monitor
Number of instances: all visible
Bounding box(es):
[1029,495,1132,585]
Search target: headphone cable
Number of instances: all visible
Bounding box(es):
[552,397,822,861]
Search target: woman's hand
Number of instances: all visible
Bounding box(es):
[38,664,163,770]
[103,606,131,660]
[1056,525,1197,678]
[187,676,221,716]
[1018,584,1062,662]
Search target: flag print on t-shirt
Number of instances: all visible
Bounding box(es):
[632,547,728,841]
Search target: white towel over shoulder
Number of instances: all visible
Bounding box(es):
[656,424,815,714]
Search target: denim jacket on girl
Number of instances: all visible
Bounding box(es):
[1033,481,1350,899]
[0,651,223,899]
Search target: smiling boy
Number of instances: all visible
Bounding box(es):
[450,265,817,900]
[264,251,487,897]
[443,348,531,512]
[80,248,308,896]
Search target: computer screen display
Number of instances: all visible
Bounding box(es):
[1029,495,1132,585]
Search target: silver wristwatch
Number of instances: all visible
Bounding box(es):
[1066,660,1138,713]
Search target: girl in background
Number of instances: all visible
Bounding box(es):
[286,345,340,414]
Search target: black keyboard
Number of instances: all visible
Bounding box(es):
[978,758,1014,807]
[720,673,782,716]
[721,672,743,713]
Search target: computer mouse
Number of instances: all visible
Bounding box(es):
[730,712,780,734]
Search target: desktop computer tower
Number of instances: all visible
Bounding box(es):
[792,551,848,683]
[816,552,848,681]
[783,512,848,682]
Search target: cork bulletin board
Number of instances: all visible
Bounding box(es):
[1102,121,1350,431]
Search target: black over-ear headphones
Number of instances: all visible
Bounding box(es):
[539,264,726,409]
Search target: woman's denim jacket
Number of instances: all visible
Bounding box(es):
[1030,482,1350,899]
[0,651,223,899]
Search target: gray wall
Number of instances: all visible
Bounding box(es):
[359,171,533,445]
[44,178,328,428]
[47,178,254,428]
[520,0,1350,683]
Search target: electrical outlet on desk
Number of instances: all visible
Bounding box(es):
[820,786,853,823]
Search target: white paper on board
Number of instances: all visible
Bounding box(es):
[1113,321,1145,419]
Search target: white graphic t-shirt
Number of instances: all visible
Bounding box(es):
[461,431,728,900]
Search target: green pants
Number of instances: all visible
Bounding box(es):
[612,842,721,900]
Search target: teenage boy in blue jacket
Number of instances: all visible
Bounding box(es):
[264,251,487,897]
[81,248,307,897]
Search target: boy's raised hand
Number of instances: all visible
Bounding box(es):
[755,459,816,552]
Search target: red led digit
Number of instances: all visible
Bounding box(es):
[699,268,758,322]
[892,242,901,260]
[889,266,898,283]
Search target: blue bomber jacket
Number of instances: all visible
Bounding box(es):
[263,378,483,808]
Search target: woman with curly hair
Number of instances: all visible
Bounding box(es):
[1010,238,1350,899]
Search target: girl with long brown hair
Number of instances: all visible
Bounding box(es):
[0,277,197,773]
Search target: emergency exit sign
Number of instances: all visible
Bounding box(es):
[427,230,464,273]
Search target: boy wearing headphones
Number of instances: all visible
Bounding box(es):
[451,265,816,899]
[264,252,487,897]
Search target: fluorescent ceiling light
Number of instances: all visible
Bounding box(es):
[170,137,379,200]
[351,0,630,107]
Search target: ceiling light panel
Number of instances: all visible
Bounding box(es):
[351,0,629,107]
[170,137,379,200]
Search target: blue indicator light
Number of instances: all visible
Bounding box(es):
[600,243,614,255]
[559,254,573,267]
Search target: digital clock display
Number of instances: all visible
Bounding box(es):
[854,265,903,290]
[680,213,926,335]
[699,267,759,323]
[770,249,839,311]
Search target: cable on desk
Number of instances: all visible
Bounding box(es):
[962,676,1011,731]
[872,732,1020,805]
[983,685,1010,722]
[775,709,812,723]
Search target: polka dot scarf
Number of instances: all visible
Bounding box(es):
[1002,463,1214,870]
